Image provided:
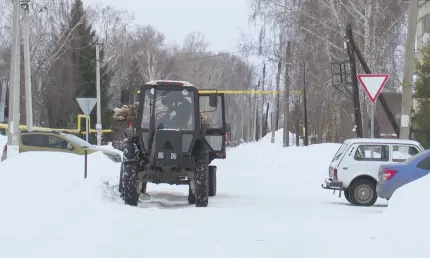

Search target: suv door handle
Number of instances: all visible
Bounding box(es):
[342,167,348,170]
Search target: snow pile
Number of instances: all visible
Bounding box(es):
[260,128,299,146]
[3,129,429,258]
[0,151,122,258]
[374,174,430,258]
[385,173,430,216]
[0,134,349,258]
[93,141,123,155]
[223,137,341,199]
[0,134,6,155]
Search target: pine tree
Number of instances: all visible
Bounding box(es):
[69,0,112,129]
[412,43,430,148]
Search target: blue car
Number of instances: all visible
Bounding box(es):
[377,149,430,200]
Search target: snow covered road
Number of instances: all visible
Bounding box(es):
[0,132,428,258]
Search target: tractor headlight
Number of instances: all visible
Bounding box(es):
[157,152,164,159]
[170,153,177,159]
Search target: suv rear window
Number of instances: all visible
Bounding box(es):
[332,141,349,161]
[392,145,420,162]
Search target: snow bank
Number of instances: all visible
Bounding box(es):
[0,131,348,258]
[374,174,430,258]
[0,151,122,258]
[6,129,420,258]
[221,134,341,199]
[385,173,430,216]
[93,141,123,155]
[260,128,300,146]
[0,134,6,155]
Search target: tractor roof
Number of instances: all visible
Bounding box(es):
[145,80,194,86]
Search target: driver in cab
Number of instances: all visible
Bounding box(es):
[158,94,192,129]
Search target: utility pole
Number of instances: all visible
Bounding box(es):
[247,92,252,142]
[275,33,284,132]
[283,41,291,147]
[295,104,300,146]
[272,56,281,143]
[95,43,102,145]
[259,64,266,140]
[22,0,33,131]
[346,24,364,138]
[7,0,21,158]
[346,24,399,137]
[253,80,260,141]
[400,0,418,139]
[302,61,309,146]
[0,80,7,122]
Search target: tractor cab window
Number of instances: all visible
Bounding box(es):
[199,95,223,129]
[141,89,195,130]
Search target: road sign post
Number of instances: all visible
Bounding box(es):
[357,74,389,138]
[0,80,7,122]
[76,98,97,142]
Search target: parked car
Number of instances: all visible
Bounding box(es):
[321,138,424,206]
[1,130,122,163]
[377,149,430,200]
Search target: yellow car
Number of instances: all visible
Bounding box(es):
[1,130,122,162]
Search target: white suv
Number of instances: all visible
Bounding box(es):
[322,138,424,206]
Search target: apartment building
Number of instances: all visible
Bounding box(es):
[416,1,430,61]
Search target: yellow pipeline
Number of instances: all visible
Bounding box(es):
[198,90,302,95]
[0,123,80,133]
[0,114,112,134]
[76,114,111,133]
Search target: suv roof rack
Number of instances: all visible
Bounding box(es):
[20,129,63,135]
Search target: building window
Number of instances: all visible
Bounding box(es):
[422,13,430,34]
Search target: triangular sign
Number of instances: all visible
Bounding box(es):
[163,140,173,150]
[76,98,97,116]
[356,74,389,103]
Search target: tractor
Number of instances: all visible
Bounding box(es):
[115,80,227,207]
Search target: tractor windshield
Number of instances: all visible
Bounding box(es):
[141,88,195,130]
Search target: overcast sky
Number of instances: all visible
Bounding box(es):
[83,0,258,54]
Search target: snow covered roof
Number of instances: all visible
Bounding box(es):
[344,138,421,146]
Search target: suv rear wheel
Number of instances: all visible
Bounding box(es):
[348,179,377,206]
[344,189,351,204]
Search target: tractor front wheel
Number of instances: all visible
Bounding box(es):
[121,137,141,207]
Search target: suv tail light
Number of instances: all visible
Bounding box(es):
[3,144,6,152]
[225,132,231,145]
[382,169,396,181]
[333,168,338,180]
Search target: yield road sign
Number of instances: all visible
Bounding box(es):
[76,98,97,116]
[356,74,389,103]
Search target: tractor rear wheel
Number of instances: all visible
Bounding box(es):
[194,142,209,207]
[208,166,217,197]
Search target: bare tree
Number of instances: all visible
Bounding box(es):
[247,0,407,142]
